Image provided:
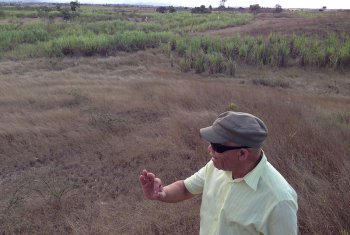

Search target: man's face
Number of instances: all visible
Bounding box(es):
[208,143,244,171]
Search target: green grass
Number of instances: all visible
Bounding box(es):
[0,5,349,72]
[3,31,173,58]
[165,33,350,74]
[150,11,253,33]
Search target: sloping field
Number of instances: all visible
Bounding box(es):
[1,50,350,234]
[0,5,350,234]
[200,11,350,37]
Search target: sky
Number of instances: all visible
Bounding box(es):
[75,0,350,9]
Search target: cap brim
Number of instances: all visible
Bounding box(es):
[200,126,228,143]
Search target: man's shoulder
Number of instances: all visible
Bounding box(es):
[260,162,297,202]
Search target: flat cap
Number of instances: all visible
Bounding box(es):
[200,111,268,148]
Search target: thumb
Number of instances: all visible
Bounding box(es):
[153,178,163,194]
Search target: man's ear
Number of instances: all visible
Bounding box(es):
[238,149,249,161]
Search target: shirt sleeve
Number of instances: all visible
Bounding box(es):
[183,162,209,195]
[264,200,298,235]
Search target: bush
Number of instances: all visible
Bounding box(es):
[206,52,224,74]
[275,4,283,13]
[168,6,176,13]
[156,6,167,13]
[249,4,261,14]
[179,57,192,72]
[228,102,239,111]
[61,8,71,20]
[252,77,290,88]
[191,6,211,14]
[194,52,205,73]
[0,10,6,18]
[70,1,80,11]
[225,59,237,77]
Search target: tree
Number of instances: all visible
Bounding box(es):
[191,6,211,14]
[191,4,213,14]
[55,4,61,11]
[249,4,261,14]
[275,4,282,13]
[156,6,167,13]
[168,6,176,13]
[70,1,80,12]
[61,7,71,20]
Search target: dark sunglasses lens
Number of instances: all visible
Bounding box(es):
[211,143,224,153]
[211,143,250,153]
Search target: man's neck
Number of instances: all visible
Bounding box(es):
[232,155,262,179]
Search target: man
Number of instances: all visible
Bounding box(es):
[139,111,298,235]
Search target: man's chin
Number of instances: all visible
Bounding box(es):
[212,159,222,170]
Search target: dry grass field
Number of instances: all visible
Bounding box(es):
[0,7,350,235]
[201,11,350,37]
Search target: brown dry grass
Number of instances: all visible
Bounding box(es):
[200,11,350,37]
[0,50,349,234]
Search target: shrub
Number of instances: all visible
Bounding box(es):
[228,102,239,111]
[156,7,167,13]
[335,112,350,126]
[252,77,290,88]
[206,52,224,74]
[249,4,261,14]
[70,1,80,12]
[0,27,50,51]
[179,57,192,72]
[168,6,176,13]
[194,51,205,73]
[0,10,6,18]
[338,40,350,69]
[225,59,237,77]
[191,6,211,14]
[61,7,71,20]
[275,4,283,13]
[223,41,239,60]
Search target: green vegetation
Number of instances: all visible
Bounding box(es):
[0,5,350,235]
[252,77,290,88]
[0,4,349,72]
[151,11,253,33]
[163,33,350,73]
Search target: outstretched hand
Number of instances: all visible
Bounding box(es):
[139,169,166,200]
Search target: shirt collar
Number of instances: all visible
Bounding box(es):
[242,152,267,191]
[222,151,267,189]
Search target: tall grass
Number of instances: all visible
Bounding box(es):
[0,5,349,72]
[85,19,138,34]
[0,27,49,51]
[5,31,173,58]
[0,56,349,234]
[165,33,350,74]
[150,11,253,33]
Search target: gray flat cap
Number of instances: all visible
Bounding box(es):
[200,111,268,148]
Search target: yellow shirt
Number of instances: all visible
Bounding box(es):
[184,154,298,235]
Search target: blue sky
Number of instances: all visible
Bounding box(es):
[77,0,350,9]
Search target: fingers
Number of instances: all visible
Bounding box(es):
[139,170,164,200]
[153,178,162,194]
[142,169,148,177]
[139,170,147,184]
[139,170,156,185]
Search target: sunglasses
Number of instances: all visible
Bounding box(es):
[210,143,250,153]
